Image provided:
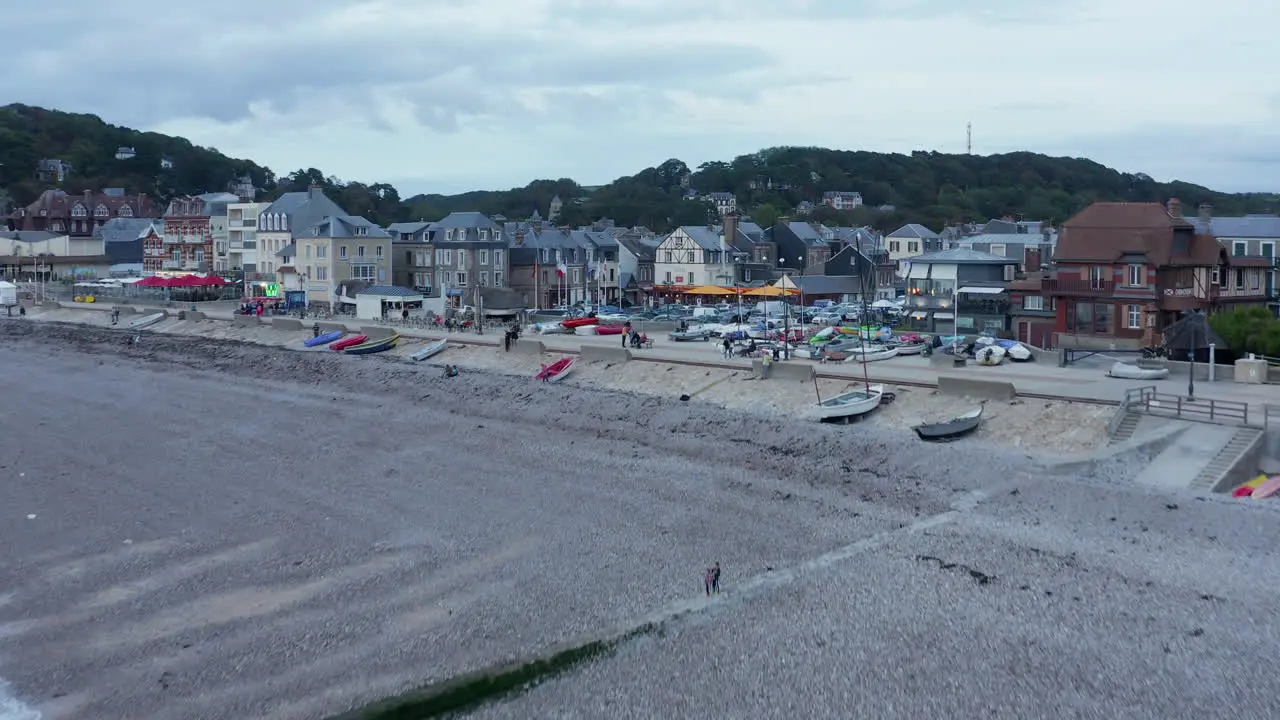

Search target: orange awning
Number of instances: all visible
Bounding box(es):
[683,285,735,295]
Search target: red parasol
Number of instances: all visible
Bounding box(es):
[136,275,172,287]
[168,275,201,287]
[202,275,229,286]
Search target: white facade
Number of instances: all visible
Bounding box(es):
[822,192,863,210]
[0,233,102,257]
[653,227,735,287]
[226,202,270,272]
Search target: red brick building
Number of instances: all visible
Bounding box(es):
[1008,274,1056,348]
[157,195,216,274]
[7,189,158,237]
[1045,199,1253,350]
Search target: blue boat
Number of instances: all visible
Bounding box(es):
[344,334,400,355]
[304,330,344,347]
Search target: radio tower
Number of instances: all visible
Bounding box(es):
[966,122,972,154]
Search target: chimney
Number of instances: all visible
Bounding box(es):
[1198,203,1212,225]
[723,212,739,247]
[1025,247,1042,273]
[308,184,324,200]
[1166,197,1182,219]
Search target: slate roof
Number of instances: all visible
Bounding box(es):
[0,230,62,243]
[295,214,391,240]
[786,221,827,247]
[887,223,940,239]
[1185,214,1280,238]
[677,226,723,251]
[790,275,865,294]
[615,233,657,261]
[1058,202,1222,266]
[261,188,349,236]
[95,218,160,243]
[276,242,296,258]
[356,284,420,297]
[908,248,1021,265]
[431,212,501,230]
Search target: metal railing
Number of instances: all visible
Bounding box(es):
[1125,385,1249,425]
[1044,278,1114,295]
[1106,393,1134,437]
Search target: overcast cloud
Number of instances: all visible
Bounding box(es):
[4,0,1277,194]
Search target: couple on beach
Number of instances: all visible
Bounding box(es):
[704,562,721,597]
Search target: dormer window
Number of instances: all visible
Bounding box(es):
[94,204,110,217]
[354,226,368,236]
[479,229,488,241]
[118,205,133,217]
[71,204,87,218]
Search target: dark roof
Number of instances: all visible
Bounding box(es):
[908,248,1020,265]
[790,275,864,294]
[356,285,420,297]
[1057,203,1222,266]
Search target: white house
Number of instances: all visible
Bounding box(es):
[654,226,744,288]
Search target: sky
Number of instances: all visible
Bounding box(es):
[5,0,1278,196]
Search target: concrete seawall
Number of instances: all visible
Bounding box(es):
[179,310,206,321]
[580,346,633,364]
[231,314,261,327]
[937,375,1016,401]
[317,322,350,335]
[514,340,546,355]
[271,318,304,331]
[752,359,815,382]
[360,326,397,340]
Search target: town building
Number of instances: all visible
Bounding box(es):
[1047,200,1234,350]
[616,231,659,307]
[885,223,942,270]
[96,218,162,274]
[8,189,158,238]
[1185,206,1279,313]
[387,221,435,296]
[1007,275,1056,348]
[654,224,749,295]
[224,201,271,274]
[157,193,235,274]
[821,191,863,211]
[429,212,508,314]
[0,230,113,280]
[902,248,1020,334]
[703,192,736,217]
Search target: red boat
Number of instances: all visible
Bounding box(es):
[594,325,625,335]
[535,357,576,383]
[562,317,598,329]
[331,334,368,351]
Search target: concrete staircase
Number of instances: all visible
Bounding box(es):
[1108,411,1141,445]
[1190,427,1265,493]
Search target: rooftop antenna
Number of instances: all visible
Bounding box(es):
[966,122,972,155]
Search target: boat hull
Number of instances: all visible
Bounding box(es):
[536,357,576,382]
[130,312,165,329]
[562,317,598,329]
[914,408,983,441]
[331,335,368,351]
[668,330,711,341]
[593,325,625,335]
[1106,362,1169,380]
[411,338,448,361]
[304,330,343,347]
[345,334,399,355]
[814,385,886,422]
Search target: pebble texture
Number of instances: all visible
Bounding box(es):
[0,321,1046,719]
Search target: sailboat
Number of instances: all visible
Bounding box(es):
[812,248,894,422]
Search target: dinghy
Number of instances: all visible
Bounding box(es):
[914,407,983,442]
[130,312,164,329]
[1106,362,1170,380]
[344,334,399,355]
[411,338,447,361]
[889,342,927,355]
[535,357,576,383]
[668,329,711,342]
[975,345,1006,366]
[813,384,891,423]
[844,344,898,362]
[562,317,598,329]
[304,330,343,347]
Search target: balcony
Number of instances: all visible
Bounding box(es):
[1045,278,1114,296]
[228,219,256,229]
[1212,285,1273,300]
[163,235,207,245]
[162,260,183,269]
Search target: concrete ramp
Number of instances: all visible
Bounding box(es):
[937,375,1016,401]
[232,314,262,327]
[271,318,303,331]
[1133,424,1240,492]
[360,325,396,340]
[514,340,545,355]
[580,346,632,363]
[752,359,815,381]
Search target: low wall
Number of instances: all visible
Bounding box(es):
[937,375,1017,401]
[231,314,261,327]
[179,310,206,321]
[317,322,349,334]
[513,340,545,355]
[1161,359,1236,382]
[360,325,397,340]
[929,352,969,369]
[113,305,137,315]
[752,359,815,381]
[271,318,304,331]
[1212,431,1266,494]
[580,346,633,363]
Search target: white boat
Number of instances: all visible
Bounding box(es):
[814,384,886,422]
[975,345,1006,366]
[890,342,927,355]
[411,338,448,361]
[1106,361,1170,380]
[130,312,164,329]
[1005,343,1033,361]
[844,344,898,362]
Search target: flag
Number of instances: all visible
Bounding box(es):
[556,262,567,277]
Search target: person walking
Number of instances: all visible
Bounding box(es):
[622,321,632,348]
[722,336,732,359]
[761,350,772,380]
[704,567,715,597]
[111,307,120,326]
[711,562,721,594]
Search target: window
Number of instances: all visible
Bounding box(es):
[990,243,1006,257]
[889,241,900,252]
[479,271,489,286]
[1126,264,1143,286]
[352,264,376,280]
[376,245,383,258]
[171,249,181,262]
[94,204,109,217]
[316,266,328,280]
[357,245,366,258]
[354,226,368,236]
[1089,266,1107,289]
[378,267,386,282]
[1263,242,1275,260]
[1067,302,1091,332]
[305,245,312,260]
[1093,303,1112,334]
[443,249,453,265]
[1250,270,1261,290]
[1126,304,1142,329]
[316,245,326,259]
[119,205,133,217]
[456,272,467,286]
[665,271,673,283]
[1024,295,1044,311]
[479,229,488,241]
[194,249,204,263]
[907,241,919,253]
[688,272,695,285]
[1233,241,1248,257]
[339,245,348,259]
[479,249,489,264]
[494,271,504,286]
[571,268,580,283]
[493,249,503,267]
[1235,269,1245,290]
[1212,266,1220,284]
[409,251,418,266]
[71,204,87,217]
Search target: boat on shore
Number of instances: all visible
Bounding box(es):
[536,357,576,383]
[130,312,165,329]
[888,341,927,355]
[814,384,891,423]
[844,344,898,362]
[1106,362,1169,380]
[344,334,399,355]
[669,329,711,342]
[304,330,344,347]
[975,345,1006,365]
[331,334,368,351]
[914,407,983,441]
[562,317,598,329]
[411,338,447,361]
[593,325,625,335]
